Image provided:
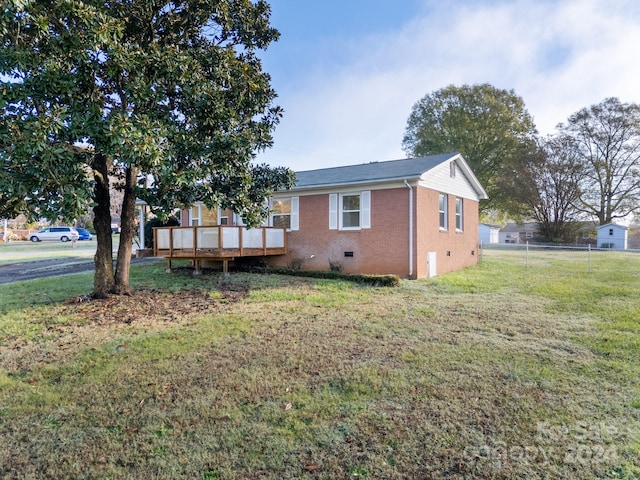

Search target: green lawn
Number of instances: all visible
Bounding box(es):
[0,250,638,479]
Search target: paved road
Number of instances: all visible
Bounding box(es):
[0,256,163,284]
[0,257,96,284]
[0,240,160,284]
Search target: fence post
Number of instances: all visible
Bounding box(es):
[588,243,592,274]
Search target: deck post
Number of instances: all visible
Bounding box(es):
[262,228,267,256]
[222,259,229,276]
[193,225,198,255]
[193,259,202,275]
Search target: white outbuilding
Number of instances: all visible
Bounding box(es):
[479,223,500,244]
[597,223,628,250]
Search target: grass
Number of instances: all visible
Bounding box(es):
[0,250,639,478]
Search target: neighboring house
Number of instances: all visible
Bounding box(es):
[497,221,597,246]
[498,222,539,244]
[479,223,500,244]
[597,223,628,249]
[168,153,487,278]
[264,152,487,278]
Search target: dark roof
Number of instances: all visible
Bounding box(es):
[500,222,539,233]
[294,153,459,188]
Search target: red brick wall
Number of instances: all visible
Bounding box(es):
[197,184,482,278]
[414,188,479,277]
[268,186,479,278]
[268,188,412,276]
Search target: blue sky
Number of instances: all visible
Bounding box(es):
[255,0,640,172]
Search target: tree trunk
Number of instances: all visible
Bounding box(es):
[114,165,137,295]
[91,153,115,298]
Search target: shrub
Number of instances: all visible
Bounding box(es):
[235,264,400,287]
[328,259,344,272]
[144,216,180,249]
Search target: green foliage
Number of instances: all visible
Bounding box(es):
[501,135,586,242]
[402,83,537,213]
[0,0,294,292]
[143,216,179,249]
[237,264,401,287]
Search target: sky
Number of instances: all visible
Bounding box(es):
[254,0,640,172]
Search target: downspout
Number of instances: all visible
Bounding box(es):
[138,205,145,251]
[404,180,413,278]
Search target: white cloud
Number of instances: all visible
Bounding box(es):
[258,0,640,171]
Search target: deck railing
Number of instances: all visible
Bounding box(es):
[153,225,287,260]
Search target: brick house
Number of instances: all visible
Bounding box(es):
[168,152,487,278]
[264,152,487,278]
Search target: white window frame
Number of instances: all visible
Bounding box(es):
[190,203,202,226]
[269,196,299,231]
[439,193,448,230]
[217,208,229,226]
[340,193,361,230]
[332,191,371,231]
[455,197,463,231]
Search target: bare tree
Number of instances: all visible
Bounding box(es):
[559,98,640,225]
[501,136,585,242]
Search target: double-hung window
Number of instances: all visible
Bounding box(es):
[455,197,463,231]
[341,194,360,229]
[217,208,229,225]
[272,198,292,229]
[270,197,299,230]
[438,194,448,230]
[329,191,371,230]
[190,203,202,226]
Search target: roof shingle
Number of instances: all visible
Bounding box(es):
[293,153,459,188]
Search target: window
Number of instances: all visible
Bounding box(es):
[609,228,614,236]
[272,198,292,229]
[329,192,371,230]
[455,197,463,231]
[190,204,202,226]
[215,208,230,225]
[270,197,299,230]
[341,194,360,228]
[439,194,448,230]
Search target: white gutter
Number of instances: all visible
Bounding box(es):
[404,179,413,278]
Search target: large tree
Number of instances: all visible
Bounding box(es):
[501,136,585,243]
[0,0,294,297]
[558,97,640,225]
[402,83,538,213]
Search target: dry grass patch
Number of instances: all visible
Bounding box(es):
[0,252,639,479]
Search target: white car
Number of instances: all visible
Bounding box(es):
[30,226,80,242]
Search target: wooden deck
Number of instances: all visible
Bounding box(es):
[153,225,287,273]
